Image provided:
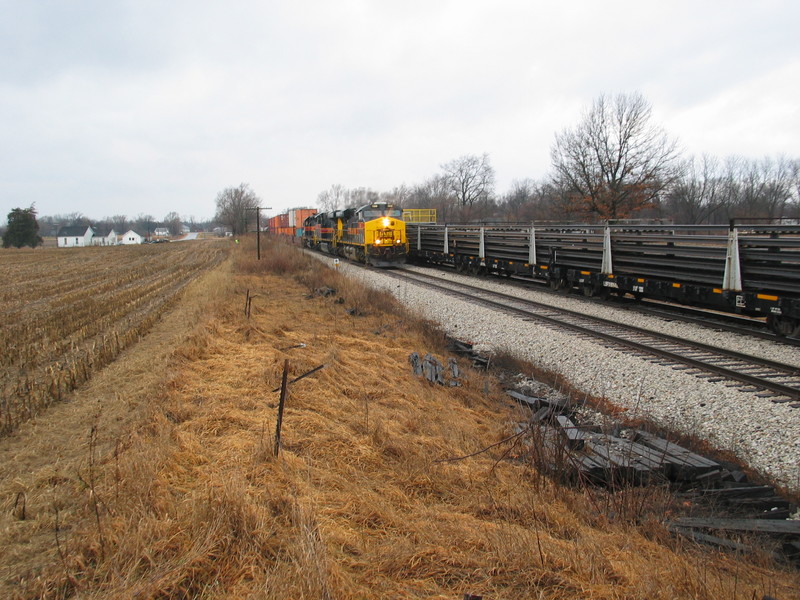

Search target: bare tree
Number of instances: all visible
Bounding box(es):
[316,184,346,213]
[64,212,91,226]
[164,211,182,236]
[442,153,496,208]
[111,214,129,232]
[789,159,800,221]
[408,175,453,222]
[380,184,411,207]
[663,155,728,224]
[499,178,541,222]
[134,213,155,238]
[733,155,794,220]
[215,183,261,235]
[550,92,680,221]
[345,187,379,209]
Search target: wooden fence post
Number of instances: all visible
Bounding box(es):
[274,359,289,456]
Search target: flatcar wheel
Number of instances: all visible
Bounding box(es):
[768,315,798,337]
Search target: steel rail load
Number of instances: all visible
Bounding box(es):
[303,202,407,267]
[406,222,800,336]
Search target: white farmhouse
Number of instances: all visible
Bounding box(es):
[92,228,117,246]
[120,229,145,245]
[56,225,94,248]
[153,227,170,237]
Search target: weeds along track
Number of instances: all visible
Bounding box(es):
[0,242,228,434]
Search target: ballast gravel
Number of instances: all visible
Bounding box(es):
[325,257,800,492]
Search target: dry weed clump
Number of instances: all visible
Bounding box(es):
[5,240,799,600]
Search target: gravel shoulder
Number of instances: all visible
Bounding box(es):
[330,258,800,492]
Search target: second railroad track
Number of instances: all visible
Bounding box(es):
[383,267,800,407]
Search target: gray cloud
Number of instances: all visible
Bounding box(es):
[1,0,798,221]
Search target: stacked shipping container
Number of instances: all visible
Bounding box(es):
[268,208,317,237]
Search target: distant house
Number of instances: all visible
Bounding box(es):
[56,225,94,248]
[92,228,117,246]
[120,229,145,245]
[153,227,170,237]
[180,223,191,234]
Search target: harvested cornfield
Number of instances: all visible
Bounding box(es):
[0,241,229,434]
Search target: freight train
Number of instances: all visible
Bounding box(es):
[406,222,800,337]
[302,202,407,267]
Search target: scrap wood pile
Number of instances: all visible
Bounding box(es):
[508,389,800,565]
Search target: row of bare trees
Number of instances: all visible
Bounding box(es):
[316,92,800,224]
[35,212,207,237]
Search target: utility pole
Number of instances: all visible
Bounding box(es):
[246,206,272,260]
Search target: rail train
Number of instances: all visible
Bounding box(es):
[302,202,407,267]
[406,222,800,337]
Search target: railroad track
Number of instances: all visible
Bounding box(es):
[433,263,800,345]
[385,268,800,407]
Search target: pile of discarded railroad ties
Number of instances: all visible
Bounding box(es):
[507,388,800,566]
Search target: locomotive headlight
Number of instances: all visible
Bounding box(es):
[374,238,382,245]
[382,217,391,227]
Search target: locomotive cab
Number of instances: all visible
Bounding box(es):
[355,202,407,267]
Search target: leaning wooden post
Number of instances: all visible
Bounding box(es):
[274,359,289,456]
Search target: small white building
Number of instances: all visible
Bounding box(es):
[56,226,94,248]
[153,227,170,237]
[120,229,145,245]
[91,228,117,246]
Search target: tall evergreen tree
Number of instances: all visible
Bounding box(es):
[3,206,43,248]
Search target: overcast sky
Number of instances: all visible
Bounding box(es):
[2,0,798,223]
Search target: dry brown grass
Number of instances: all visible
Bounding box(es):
[2,235,798,599]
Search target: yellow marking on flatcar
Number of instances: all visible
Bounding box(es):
[757,294,778,301]
[581,270,590,275]
[540,265,548,270]
[637,278,645,283]
[713,289,722,294]
[672,283,681,288]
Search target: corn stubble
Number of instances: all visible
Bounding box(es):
[4,237,799,599]
[0,243,227,434]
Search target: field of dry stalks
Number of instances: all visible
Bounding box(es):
[0,237,798,599]
[0,242,227,434]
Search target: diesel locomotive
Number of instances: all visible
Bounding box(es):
[302,202,407,267]
[406,222,800,337]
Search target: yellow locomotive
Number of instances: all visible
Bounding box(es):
[302,202,407,267]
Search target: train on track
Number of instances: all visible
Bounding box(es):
[302,202,408,267]
[406,222,800,337]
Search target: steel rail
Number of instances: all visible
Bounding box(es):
[386,268,800,405]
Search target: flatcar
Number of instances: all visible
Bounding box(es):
[303,202,407,267]
[407,222,800,337]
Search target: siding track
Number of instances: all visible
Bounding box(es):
[385,268,800,407]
